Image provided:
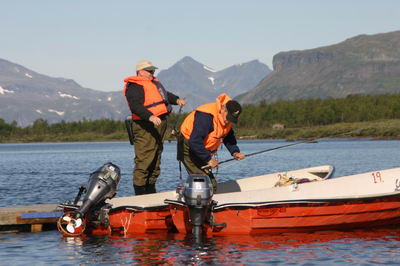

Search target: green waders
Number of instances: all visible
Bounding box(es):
[132,119,167,195]
[177,134,218,193]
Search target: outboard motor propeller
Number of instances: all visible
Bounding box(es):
[183,174,213,242]
[57,162,121,236]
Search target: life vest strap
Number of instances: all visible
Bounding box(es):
[144,100,168,108]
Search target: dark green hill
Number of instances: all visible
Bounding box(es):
[237,31,400,104]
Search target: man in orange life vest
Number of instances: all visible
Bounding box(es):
[178,93,245,192]
[124,60,186,195]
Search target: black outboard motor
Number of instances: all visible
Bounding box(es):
[57,162,121,236]
[78,162,121,216]
[183,174,213,241]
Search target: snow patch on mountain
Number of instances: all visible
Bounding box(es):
[25,73,33,78]
[58,91,79,100]
[48,109,65,116]
[208,77,215,86]
[203,65,216,72]
[0,86,15,94]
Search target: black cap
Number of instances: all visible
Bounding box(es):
[226,100,242,124]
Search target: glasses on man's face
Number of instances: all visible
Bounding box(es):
[146,69,155,75]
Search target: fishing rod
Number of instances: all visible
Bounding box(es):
[213,129,361,167]
[171,105,185,181]
[170,105,183,138]
[218,138,317,165]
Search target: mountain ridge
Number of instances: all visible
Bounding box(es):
[157,56,271,110]
[237,30,400,104]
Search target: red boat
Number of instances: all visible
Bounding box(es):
[58,164,332,236]
[166,166,400,236]
[57,163,400,239]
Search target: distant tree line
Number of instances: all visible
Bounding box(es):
[238,94,400,128]
[0,115,186,142]
[0,118,125,141]
[1,93,400,142]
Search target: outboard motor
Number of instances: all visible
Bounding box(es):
[183,174,213,241]
[57,162,121,236]
[78,162,121,216]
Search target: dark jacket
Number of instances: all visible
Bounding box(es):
[125,80,179,120]
[189,111,240,163]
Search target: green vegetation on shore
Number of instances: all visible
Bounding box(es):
[239,119,400,140]
[2,94,400,143]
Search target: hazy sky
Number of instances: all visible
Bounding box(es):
[1,0,399,92]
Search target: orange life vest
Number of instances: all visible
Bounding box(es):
[123,76,169,120]
[180,93,233,151]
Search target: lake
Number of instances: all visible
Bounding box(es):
[1,139,400,264]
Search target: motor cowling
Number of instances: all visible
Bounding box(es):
[183,174,213,208]
[78,162,121,216]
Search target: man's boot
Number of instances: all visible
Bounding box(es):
[146,183,156,194]
[134,185,146,195]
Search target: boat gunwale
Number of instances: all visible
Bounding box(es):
[212,192,400,210]
[165,192,400,210]
[110,204,169,213]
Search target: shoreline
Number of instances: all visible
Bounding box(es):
[2,135,400,145]
[1,119,400,144]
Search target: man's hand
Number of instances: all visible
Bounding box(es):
[176,98,186,107]
[149,115,161,126]
[233,152,245,160]
[207,159,219,168]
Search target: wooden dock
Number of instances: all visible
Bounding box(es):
[0,203,61,233]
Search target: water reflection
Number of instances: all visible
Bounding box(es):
[58,227,400,265]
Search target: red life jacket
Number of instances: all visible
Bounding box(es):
[123,76,169,120]
[180,93,233,151]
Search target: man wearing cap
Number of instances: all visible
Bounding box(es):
[124,60,186,195]
[178,93,245,192]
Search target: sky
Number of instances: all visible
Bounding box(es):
[1,0,399,92]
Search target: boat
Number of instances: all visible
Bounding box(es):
[57,162,400,239]
[166,166,400,236]
[57,163,333,236]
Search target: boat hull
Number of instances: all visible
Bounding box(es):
[58,165,400,236]
[168,195,400,235]
[87,207,173,236]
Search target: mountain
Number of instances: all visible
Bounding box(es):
[0,58,128,127]
[157,56,271,110]
[237,31,400,104]
[0,57,270,126]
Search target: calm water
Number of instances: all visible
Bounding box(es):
[1,139,400,265]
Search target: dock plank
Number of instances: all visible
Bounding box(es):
[0,203,60,232]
